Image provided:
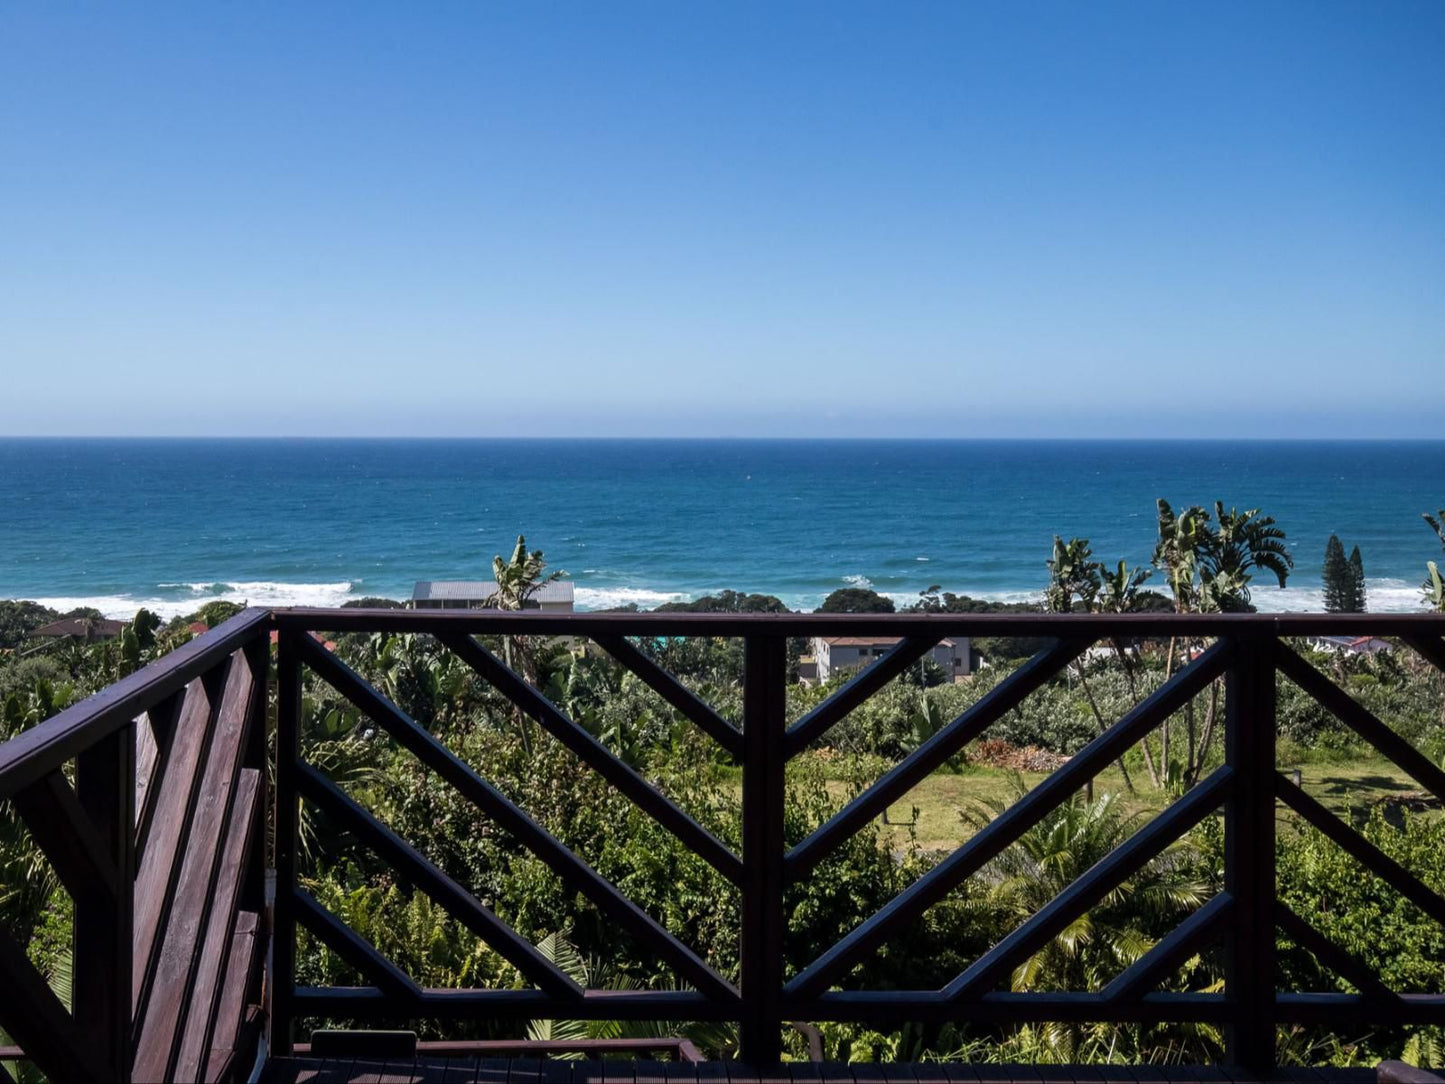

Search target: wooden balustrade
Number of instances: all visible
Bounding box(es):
[1,608,1444,1082]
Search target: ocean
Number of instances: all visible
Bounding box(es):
[1,438,1441,618]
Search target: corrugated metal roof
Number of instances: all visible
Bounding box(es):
[819,636,956,647]
[411,580,574,603]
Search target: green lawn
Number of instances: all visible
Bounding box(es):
[798,755,1430,853]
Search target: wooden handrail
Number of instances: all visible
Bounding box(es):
[0,607,270,801]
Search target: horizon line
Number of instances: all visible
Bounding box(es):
[3,434,1445,443]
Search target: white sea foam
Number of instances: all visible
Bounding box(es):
[16,576,1429,622]
[573,586,691,610]
[24,581,358,620]
[1249,578,1426,614]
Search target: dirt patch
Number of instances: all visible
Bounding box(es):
[971,737,1070,773]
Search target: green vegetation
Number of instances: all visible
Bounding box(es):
[818,587,895,613]
[2,496,1445,1069]
[656,590,789,613]
[1425,510,1445,613]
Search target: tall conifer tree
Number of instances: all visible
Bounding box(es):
[1347,545,1367,612]
[1322,534,1351,613]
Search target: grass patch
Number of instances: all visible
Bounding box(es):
[785,754,1431,853]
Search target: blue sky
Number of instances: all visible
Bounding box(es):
[1,3,1441,437]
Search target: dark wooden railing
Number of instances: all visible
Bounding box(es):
[0,606,271,1084]
[2,608,1444,1082]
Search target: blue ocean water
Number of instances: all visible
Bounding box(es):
[0,439,1441,617]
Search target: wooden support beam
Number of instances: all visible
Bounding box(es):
[739,636,787,1064]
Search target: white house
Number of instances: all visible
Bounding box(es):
[410,580,575,613]
[1305,634,1392,656]
[811,636,970,682]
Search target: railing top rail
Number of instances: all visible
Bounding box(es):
[270,606,1445,638]
[0,606,271,800]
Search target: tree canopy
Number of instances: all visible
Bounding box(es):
[816,586,895,613]
[655,590,789,614]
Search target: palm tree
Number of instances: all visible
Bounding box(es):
[489,534,566,614]
[1424,511,1445,612]
[1197,503,1292,613]
[1045,539,1133,792]
[961,781,1209,1063]
[1098,560,1160,787]
[486,534,566,683]
[1151,499,1293,786]
[1152,501,1210,617]
[1045,536,1102,615]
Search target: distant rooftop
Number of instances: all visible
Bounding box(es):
[411,579,574,604]
[820,635,956,647]
[31,616,127,639]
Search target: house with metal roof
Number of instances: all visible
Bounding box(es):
[410,579,575,613]
[30,616,127,641]
[811,634,970,681]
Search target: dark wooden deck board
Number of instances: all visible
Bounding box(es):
[260,1060,1382,1084]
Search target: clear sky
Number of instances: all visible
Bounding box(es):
[1,3,1441,438]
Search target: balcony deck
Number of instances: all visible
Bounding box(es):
[2,607,1444,1083]
[259,1056,1380,1083]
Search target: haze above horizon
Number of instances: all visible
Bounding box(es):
[1,4,1441,439]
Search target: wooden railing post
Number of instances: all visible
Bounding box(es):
[1224,633,1277,1073]
[74,721,135,1083]
[740,635,787,1064]
[272,629,302,1056]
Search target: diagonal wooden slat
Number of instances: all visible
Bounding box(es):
[293,634,739,1004]
[205,910,261,1083]
[0,924,105,1084]
[591,635,742,758]
[1275,775,1445,928]
[785,640,1234,1000]
[1275,901,1396,1000]
[132,666,223,1011]
[1102,891,1233,1002]
[784,637,943,755]
[786,637,1091,882]
[10,768,117,901]
[943,766,1233,999]
[173,766,263,1083]
[1277,644,1445,805]
[134,689,184,856]
[434,633,743,885]
[294,887,423,1002]
[298,764,582,1001]
[133,649,259,1083]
